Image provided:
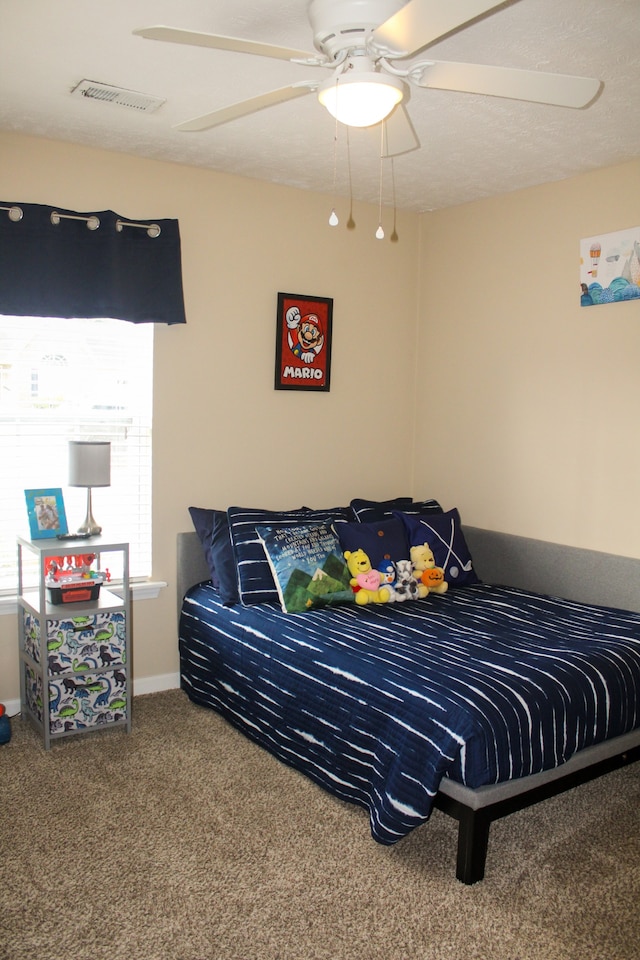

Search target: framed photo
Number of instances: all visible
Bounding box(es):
[275,292,333,392]
[25,488,68,539]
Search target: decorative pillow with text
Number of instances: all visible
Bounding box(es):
[257,522,353,613]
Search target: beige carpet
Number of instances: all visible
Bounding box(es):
[2,689,639,960]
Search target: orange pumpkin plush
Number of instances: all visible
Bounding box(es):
[410,543,448,594]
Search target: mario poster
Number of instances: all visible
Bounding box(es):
[275,292,333,392]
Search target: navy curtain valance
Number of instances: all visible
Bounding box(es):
[0,201,186,324]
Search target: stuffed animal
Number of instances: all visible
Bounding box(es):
[377,559,398,602]
[410,543,448,594]
[344,549,391,605]
[393,559,429,602]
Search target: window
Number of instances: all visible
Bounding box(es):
[0,316,153,592]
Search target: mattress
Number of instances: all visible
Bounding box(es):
[179,581,640,844]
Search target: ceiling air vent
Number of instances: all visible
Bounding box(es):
[71,80,165,113]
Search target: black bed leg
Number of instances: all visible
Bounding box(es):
[456,809,491,884]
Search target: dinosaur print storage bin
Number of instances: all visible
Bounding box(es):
[22,662,128,734]
[48,671,128,734]
[22,610,128,734]
[23,611,126,674]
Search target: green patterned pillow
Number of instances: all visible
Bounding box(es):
[256,522,354,613]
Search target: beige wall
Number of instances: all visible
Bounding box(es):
[1,133,638,706]
[0,131,420,702]
[415,159,640,558]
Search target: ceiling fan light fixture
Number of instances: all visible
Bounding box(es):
[318,71,404,127]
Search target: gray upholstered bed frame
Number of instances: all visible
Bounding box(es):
[176,526,640,883]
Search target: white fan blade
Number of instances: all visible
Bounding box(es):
[381,105,420,157]
[372,0,507,58]
[176,84,316,132]
[134,25,319,63]
[416,61,602,108]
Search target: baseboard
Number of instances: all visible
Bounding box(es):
[4,698,21,717]
[133,672,181,697]
[3,672,181,719]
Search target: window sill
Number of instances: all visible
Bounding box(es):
[0,580,168,616]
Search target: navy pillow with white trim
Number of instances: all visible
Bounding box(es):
[351,497,443,523]
[398,498,443,518]
[350,497,413,523]
[227,505,351,606]
[394,507,479,588]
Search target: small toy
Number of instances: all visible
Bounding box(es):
[44,552,108,604]
[410,543,448,594]
[344,549,391,605]
[0,703,11,745]
[44,553,101,583]
[377,559,397,601]
[393,559,429,602]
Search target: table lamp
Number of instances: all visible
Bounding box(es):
[68,441,111,535]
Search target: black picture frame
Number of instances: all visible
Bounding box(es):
[275,292,333,392]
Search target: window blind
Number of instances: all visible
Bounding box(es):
[0,315,153,592]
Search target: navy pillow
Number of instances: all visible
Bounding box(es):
[334,518,410,570]
[351,497,443,522]
[227,505,351,606]
[350,496,413,523]
[188,506,218,585]
[394,508,478,588]
[400,498,443,517]
[188,506,239,605]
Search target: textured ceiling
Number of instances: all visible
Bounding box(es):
[1,0,639,212]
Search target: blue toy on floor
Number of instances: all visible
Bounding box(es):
[0,704,11,744]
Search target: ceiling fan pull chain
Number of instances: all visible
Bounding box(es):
[390,156,398,243]
[329,99,340,227]
[376,122,385,240]
[346,127,356,231]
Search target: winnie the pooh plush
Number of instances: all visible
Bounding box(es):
[410,543,448,594]
[344,549,391,605]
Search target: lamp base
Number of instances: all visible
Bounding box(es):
[77,488,102,536]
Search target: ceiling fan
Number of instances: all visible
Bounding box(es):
[134,0,602,157]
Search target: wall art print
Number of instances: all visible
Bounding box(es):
[275,292,333,391]
[580,227,640,306]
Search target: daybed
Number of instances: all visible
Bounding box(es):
[177,502,640,884]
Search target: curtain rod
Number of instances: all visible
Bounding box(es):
[50,211,161,237]
[2,204,161,237]
[116,219,161,238]
[51,211,100,230]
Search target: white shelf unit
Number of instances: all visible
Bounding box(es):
[17,535,131,750]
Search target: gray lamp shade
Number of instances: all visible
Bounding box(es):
[68,441,111,488]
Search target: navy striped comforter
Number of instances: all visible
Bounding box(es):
[179,583,640,844]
